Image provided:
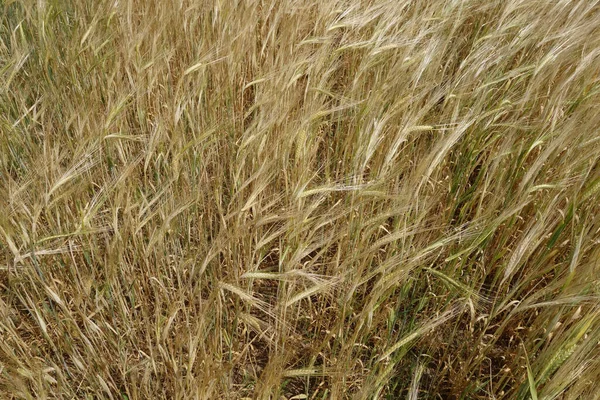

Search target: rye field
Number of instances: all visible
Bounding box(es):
[1,0,600,398]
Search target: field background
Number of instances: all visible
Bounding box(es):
[2,0,600,398]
